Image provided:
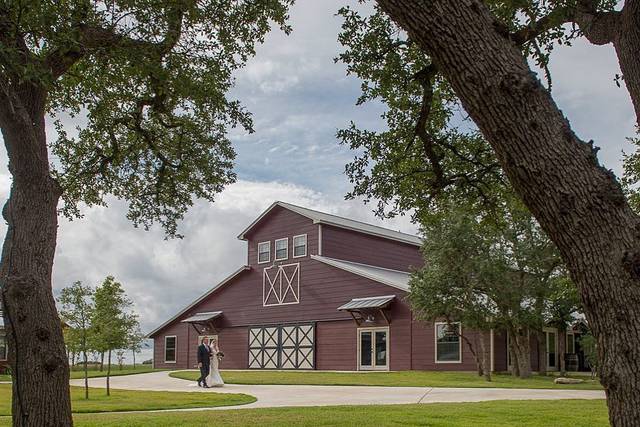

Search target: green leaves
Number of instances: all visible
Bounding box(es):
[1,0,293,237]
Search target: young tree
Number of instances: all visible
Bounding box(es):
[58,282,94,400]
[127,326,145,369]
[0,2,292,424]
[341,1,640,422]
[91,276,135,396]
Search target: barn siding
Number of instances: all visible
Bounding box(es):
[321,225,423,272]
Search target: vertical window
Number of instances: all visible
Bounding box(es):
[0,334,6,361]
[293,234,307,258]
[164,336,176,363]
[435,322,461,363]
[258,242,270,264]
[275,238,288,261]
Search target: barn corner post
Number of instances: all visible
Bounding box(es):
[0,84,72,426]
[373,0,640,424]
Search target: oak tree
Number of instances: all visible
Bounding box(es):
[0,1,291,425]
[347,0,640,424]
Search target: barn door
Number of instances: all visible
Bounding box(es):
[248,324,315,369]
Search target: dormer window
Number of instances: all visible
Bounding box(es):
[275,238,288,261]
[293,234,307,258]
[258,242,270,264]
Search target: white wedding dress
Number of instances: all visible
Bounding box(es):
[206,345,224,387]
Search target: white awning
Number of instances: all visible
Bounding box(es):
[181,311,223,324]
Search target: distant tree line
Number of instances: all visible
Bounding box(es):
[58,276,143,398]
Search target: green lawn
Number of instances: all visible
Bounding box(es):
[0,365,164,382]
[0,400,608,426]
[170,369,603,390]
[0,384,255,416]
[69,365,164,379]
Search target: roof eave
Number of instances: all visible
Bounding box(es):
[311,255,410,292]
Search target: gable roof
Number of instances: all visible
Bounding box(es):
[311,255,411,292]
[237,201,422,246]
[146,266,250,338]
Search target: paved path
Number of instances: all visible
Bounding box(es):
[70,371,605,413]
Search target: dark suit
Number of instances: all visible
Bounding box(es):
[197,343,211,386]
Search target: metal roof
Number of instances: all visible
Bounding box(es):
[146,266,250,338]
[181,311,223,324]
[311,255,411,292]
[237,201,422,246]
[338,295,396,311]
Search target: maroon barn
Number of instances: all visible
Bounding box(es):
[149,201,572,372]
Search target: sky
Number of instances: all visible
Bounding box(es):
[0,1,637,362]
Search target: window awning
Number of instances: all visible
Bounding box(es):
[181,311,223,324]
[338,295,395,311]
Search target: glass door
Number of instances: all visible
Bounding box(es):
[358,328,389,370]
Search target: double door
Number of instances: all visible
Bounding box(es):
[248,323,315,369]
[358,327,389,370]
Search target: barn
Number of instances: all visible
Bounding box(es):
[148,201,569,372]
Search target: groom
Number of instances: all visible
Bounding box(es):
[197,337,211,388]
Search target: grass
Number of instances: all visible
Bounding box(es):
[0,400,608,426]
[0,365,164,381]
[0,384,255,416]
[69,365,164,379]
[169,369,603,390]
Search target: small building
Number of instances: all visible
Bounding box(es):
[149,202,571,372]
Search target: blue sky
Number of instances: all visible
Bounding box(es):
[0,1,637,361]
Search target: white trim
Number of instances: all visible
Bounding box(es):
[357,326,390,371]
[274,238,289,261]
[293,234,308,258]
[434,322,463,364]
[146,265,250,338]
[164,335,177,363]
[318,224,323,255]
[262,263,300,306]
[237,201,422,246]
[258,241,271,264]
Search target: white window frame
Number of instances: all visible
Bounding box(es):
[544,327,558,371]
[257,241,271,264]
[274,238,288,261]
[357,326,390,371]
[434,322,462,364]
[293,234,308,258]
[164,335,177,363]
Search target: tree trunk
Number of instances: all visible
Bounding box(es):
[536,331,547,376]
[507,330,520,377]
[478,331,492,382]
[106,349,111,397]
[614,0,640,126]
[100,352,104,372]
[460,331,483,377]
[559,328,567,377]
[0,84,72,426]
[132,350,136,369]
[375,1,640,424]
[514,330,532,379]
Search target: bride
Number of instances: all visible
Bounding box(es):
[206,337,224,387]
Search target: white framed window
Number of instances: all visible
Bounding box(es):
[435,322,462,363]
[164,336,177,363]
[0,334,6,361]
[275,238,288,261]
[293,234,307,258]
[258,241,270,264]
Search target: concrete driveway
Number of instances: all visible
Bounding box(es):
[69,371,605,412]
